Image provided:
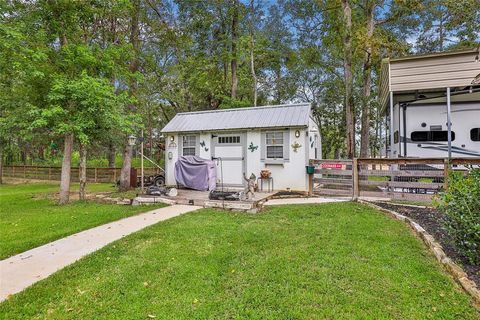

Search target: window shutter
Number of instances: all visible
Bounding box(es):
[260,132,266,160]
[283,130,290,161]
[195,135,199,156]
[179,135,183,156]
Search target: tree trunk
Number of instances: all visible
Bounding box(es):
[108,142,116,168]
[119,0,140,191]
[342,0,355,159]
[230,0,239,99]
[119,145,133,191]
[0,144,3,184]
[439,5,444,51]
[79,143,87,201]
[360,5,375,158]
[249,0,258,106]
[59,133,73,204]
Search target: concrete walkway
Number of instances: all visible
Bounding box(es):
[0,205,200,301]
[264,197,349,206]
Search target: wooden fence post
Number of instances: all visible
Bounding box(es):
[48,167,52,180]
[308,173,313,196]
[94,168,97,183]
[113,169,117,183]
[12,166,15,177]
[352,158,359,200]
[23,165,26,179]
[443,159,449,191]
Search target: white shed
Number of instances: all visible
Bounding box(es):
[161,103,321,191]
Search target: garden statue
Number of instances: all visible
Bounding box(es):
[243,172,256,199]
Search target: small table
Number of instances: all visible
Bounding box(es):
[257,177,273,192]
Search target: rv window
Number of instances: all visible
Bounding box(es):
[471,128,480,141]
[182,135,196,156]
[266,132,284,159]
[411,131,455,142]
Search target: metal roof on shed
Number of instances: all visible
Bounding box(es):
[161,103,312,133]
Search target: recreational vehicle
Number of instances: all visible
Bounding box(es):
[380,48,480,158]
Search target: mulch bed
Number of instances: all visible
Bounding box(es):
[374,202,480,288]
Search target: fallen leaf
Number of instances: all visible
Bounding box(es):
[77,289,86,295]
[147,315,156,318]
[193,298,199,304]
[143,282,149,287]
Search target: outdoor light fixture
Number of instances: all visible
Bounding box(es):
[295,130,301,138]
[127,135,137,146]
[170,136,175,142]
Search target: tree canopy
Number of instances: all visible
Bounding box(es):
[0,0,478,194]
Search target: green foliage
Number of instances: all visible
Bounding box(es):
[1,0,479,167]
[435,168,480,265]
[31,71,130,144]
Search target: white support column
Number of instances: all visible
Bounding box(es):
[389,91,394,158]
[446,87,452,159]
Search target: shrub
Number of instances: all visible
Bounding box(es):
[435,168,480,265]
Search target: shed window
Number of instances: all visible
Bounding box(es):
[218,136,240,144]
[182,135,197,156]
[471,128,480,141]
[411,131,455,142]
[266,132,284,159]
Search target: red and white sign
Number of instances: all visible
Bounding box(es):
[321,163,343,169]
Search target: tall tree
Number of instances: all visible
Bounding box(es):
[249,0,258,106]
[359,1,374,158]
[230,0,239,99]
[119,0,141,191]
[341,0,355,159]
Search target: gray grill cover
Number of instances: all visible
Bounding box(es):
[174,156,217,191]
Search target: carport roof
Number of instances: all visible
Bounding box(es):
[161,103,312,133]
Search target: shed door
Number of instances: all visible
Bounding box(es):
[212,133,245,187]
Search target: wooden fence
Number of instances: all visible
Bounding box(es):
[1,165,162,183]
[309,158,480,202]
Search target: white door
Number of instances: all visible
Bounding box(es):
[213,133,245,187]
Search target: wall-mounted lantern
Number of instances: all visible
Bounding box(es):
[127,135,137,146]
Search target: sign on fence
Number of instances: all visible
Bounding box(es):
[321,163,343,169]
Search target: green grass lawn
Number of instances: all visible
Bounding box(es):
[0,183,164,259]
[1,203,478,319]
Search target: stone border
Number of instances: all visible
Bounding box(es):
[95,194,132,205]
[359,200,480,308]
